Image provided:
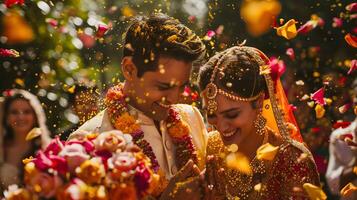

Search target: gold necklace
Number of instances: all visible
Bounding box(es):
[225,128,269,200]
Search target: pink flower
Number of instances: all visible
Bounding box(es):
[67,139,95,153]
[4,0,24,8]
[348,59,356,75]
[44,136,64,156]
[108,152,137,172]
[206,30,216,38]
[0,48,20,57]
[285,48,295,60]
[33,151,68,175]
[311,87,326,105]
[27,171,63,198]
[346,3,357,12]
[269,57,286,82]
[59,143,90,172]
[332,17,343,28]
[93,130,131,152]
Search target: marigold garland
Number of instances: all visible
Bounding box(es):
[105,84,199,172]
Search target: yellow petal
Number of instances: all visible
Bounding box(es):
[25,127,42,141]
[68,85,76,93]
[15,78,25,87]
[226,152,252,175]
[340,183,357,197]
[353,166,357,175]
[315,104,325,119]
[303,183,327,200]
[276,19,298,40]
[227,144,239,153]
[256,143,279,161]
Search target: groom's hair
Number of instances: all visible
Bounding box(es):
[123,13,206,77]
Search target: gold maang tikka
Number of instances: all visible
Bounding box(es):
[203,46,263,115]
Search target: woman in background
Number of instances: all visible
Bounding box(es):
[0,89,51,191]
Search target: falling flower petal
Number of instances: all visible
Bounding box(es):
[4,0,24,8]
[315,104,325,119]
[345,33,357,48]
[0,48,20,57]
[301,94,310,101]
[346,3,357,12]
[68,85,76,93]
[226,152,252,175]
[276,19,298,39]
[206,30,216,38]
[303,183,327,200]
[307,101,315,108]
[311,88,326,105]
[339,103,351,114]
[296,80,305,85]
[269,57,286,81]
[332,17,343,28]
[121,6,135,17]
[96,23,109,38]
[286,48,295,60]
[354,105,357,115]
[340,183,357,197]
[353,167,357,175]
[348,59,356,74]
[46,18,58,27]
[256,143,279,161]
[333,121,351,129]
[298,14,323,34]
[15,78,24,87]
[26,128,42,141]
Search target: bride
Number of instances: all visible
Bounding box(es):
[199,45,321,199]
[172,45,321,200]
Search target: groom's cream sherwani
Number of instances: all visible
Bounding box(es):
[69,104,207,180]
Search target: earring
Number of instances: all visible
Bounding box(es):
[254,111,267,135]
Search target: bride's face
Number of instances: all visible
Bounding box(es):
[203,93,260,146]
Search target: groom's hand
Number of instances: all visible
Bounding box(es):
[159,160,201,200]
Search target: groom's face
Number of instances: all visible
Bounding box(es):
[126,56,192,121]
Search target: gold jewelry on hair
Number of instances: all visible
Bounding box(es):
[203,46,263,115]
[254,111,267,136]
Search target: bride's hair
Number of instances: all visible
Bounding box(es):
[198,46,268,103]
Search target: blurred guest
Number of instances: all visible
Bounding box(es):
[0,89,51,191]
[59,84,100,140]
[326,117,357,200]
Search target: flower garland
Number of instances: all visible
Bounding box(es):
[105,84,198,172]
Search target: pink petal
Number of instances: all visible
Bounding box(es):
[96,23,109,37]
[311,87,326,105]
[339,103,352,114]
[0,48,20,57]
[33,151,53,171]
[206,30,216,38]
[332,17,343,28]
[297,21,316,34]
[44,136,64,156]
[348,59,356,75]
[269,57,286,81]
[346,3,357,12]
[46,18,58,27]
[286,48,295,60]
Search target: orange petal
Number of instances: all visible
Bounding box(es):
[226,152,252,175]
[256,143,279,161]
[345,33,357,48]
[340,182,357,197]
[25,127,42,141]
[303,183,327,200]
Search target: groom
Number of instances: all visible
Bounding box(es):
[69,13,207,197]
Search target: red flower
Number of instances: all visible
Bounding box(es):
[346,3,357,12]
[269,57,286,82]
[96,23,109,38]
[4,0,24,8]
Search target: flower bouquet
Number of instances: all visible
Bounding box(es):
[3,130,159,200]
